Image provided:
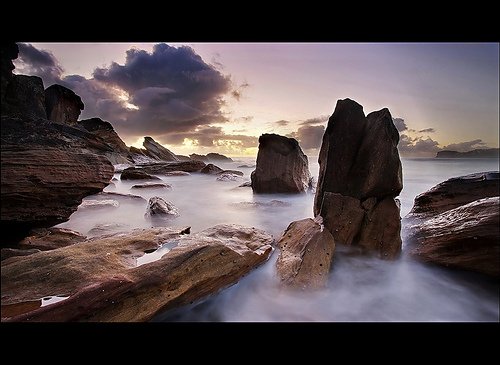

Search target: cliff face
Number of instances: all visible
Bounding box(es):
[436,149,499,158]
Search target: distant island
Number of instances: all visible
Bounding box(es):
[436,148,499,159]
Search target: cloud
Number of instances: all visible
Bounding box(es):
[299,115,329,126]
[392,117,408,132]
[398,134,441,157]
[288,125,325,150]
[442,139,486,152]
[418,128,436,133]
[231,81,250,101]
[15,43,64,86]
[275,120,289,126]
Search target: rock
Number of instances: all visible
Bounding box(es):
[87,223,129,237]
[1,248,41,261]
[238,164,256,168]
[218,170,243,176]
[18,228,86,251]
[79,199,120,210]
[143,136,179,162]
[276,217,335,289]
[189,153,233,163]
[93,192,146,202]
[175,155,191,161]
[1,42,19,105]
[78,118,133,164]
[1,147,113,240]
[2,75,47,118]
[231,200,291,209]
[145,197,179,217]
[406,197,499,278]
[136,161,206,174]
[120,167,161,180]
[216,173,242,182]
[251,133,311,194]
[320,192,365,246]
[1,224,273,322]
[45,84,84,125]
[436,149,499,159]
[238,181,252,188]
[189,153,209,162]
[164,171,190,176]
[406,171,499,220]
[313,99,403,259]
[131,183,171,190]
[314,99,403,214]
[201,163,223,174]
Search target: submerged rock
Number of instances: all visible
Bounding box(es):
[216,173,242,182]
[145,197,179,217]
[251,133,311,194]
[79,199,120,210]
[94,192,146,202]
[120,167,161,181]
[131,183,171,190]
[1,224,273,322]
[276,217,335,289]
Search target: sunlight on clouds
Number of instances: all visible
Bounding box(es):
[114,87,139,110]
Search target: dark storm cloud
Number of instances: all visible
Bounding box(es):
[398,134,441,157]
[418,128,436,133]
[15,43,64,86]
[392,117,408,132]
[443,139,486,152]
[295,125,325,150]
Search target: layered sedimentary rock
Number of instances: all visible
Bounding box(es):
[405,172,499,277]
[135,161,206,174]
[2,75,47,118]
[251,134,311,194]
[45,84,84,124]
[143,137,179,162]
[1,225,274,322]
[120,167,160,180]
[315,99,403,259]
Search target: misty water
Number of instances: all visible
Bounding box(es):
[57,157,500,321]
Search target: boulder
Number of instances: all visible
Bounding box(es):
[313,99,403,259]
[45,84,84,124]
[251,133,311,194]
[79,199,119,210]
[120,167,161,180]
[406,171,499,220]
[1,225,273,322]
[206,153,233,162]
[238,181,252,188]
[145,197,179,217]
[131,183,171,190]
[406,197,499,278]
[143,137,179,162]
[1,147,113,240]
[276,217,335,289]
[136,161,206,174]
[164,171,190,176]
[218,170,243,176]
[18,228,86,251]
[2,75,47,118]
[216,173,242,182]
[200,163,223,174]
[314,99,402,214]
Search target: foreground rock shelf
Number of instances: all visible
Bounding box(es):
[1,224,274,322]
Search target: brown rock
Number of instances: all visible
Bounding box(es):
[145,197,179,217]
[1,148,113,239]
[251,133,311,194]
[1,225,273,322]
[164,171,190,176]
[320,192,365,246]
[120,167,161,180]
[357,197,402,259]
[406,171,499,220]
[18,228,86,251]
[218,170,243,176]
[200,163,223,174]
[137,160,206,174]
[2,75,47,118]
[406,197,499,278]
[143,136,179,162]
[45,84,84,124]
[1,248,41,261]
[314,98,402,214]
[131,183,171,190]
[276,217,335,289]
[93,192,146,202]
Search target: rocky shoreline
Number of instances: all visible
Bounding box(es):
[1,42,498,321]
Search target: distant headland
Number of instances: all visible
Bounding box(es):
[436,148,499,159]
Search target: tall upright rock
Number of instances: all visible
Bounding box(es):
[314,99,403,259]
[45,84,84,124]
[251,133,311,194]
[143,137,179,162]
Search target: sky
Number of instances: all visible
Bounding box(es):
[13,42,499,157]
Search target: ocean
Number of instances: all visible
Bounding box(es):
[56,157,499,321]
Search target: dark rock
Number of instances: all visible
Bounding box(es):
[436,149,499,159]
[145,197,179,217]
[1,225,273,322]
[251,133,311,194]
[217,170,243,176]
[189,153,209,162]
[314,99,402,214]
[238,181,252,188]
[135,161,206,174]
[3,75,47,118]
[87,223,129,237]
[406,171,499,220]
[276,217,335,289]
[238,164,256,168]
[1,248,41,261]
[131,183,171,190]
[18,228,86,251]
[1,42,19,104]
[45,84,84,124]
[164,171,190,176]
[200,163,223,174]
[143,136,179,162]
[216,173,242,182]
[120,167,161,180]
[93,192,146,202]
[175,155,191,161]
[406,197,499,278]
[206,153,233,162]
